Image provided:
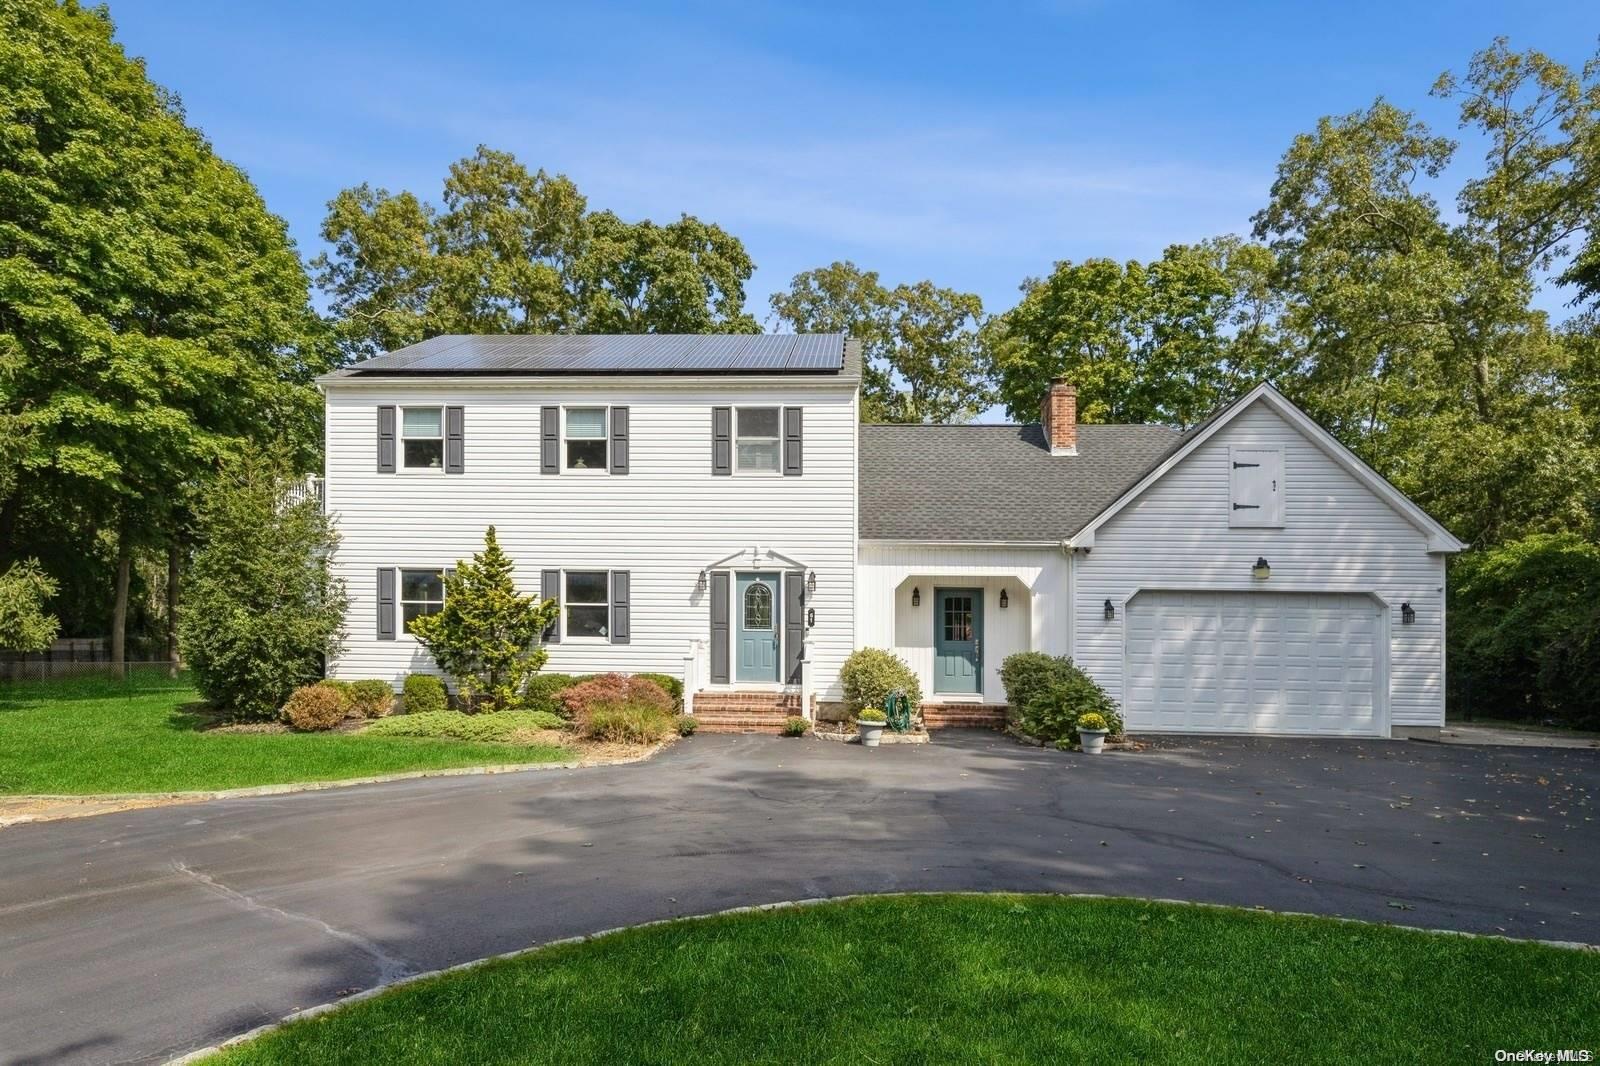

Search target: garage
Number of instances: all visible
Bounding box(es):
[1125,591,1384,736]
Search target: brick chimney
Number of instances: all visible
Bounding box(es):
[1040,379,1077,455]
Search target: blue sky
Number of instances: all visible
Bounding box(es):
[109,0,1595,321]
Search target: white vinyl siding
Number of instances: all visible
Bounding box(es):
[325,382,856,697]
[1074,399,1447,731]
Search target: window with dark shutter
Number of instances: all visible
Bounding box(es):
[377,407,396,473]
[783,407,803,477]
[610,570,630,644]
[540,568,561,642]
[609,407,629,475]
[445,406,464,474]
[540,406,559,474]
[377,568,396,640]
[711,407,732,475]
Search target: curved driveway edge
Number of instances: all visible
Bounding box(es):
[166,889,1599,1065]
[1,730,1594,1065]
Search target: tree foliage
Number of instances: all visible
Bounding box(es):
[315,146,760,361]
[986,239,1287,426]
[0,559,59,653]
[407,526,559,711]
[0,0,326,649]
[769,261,991,422]
[179,448,346,720]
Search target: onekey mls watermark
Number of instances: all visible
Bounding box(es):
[1495,1052,1593,1063]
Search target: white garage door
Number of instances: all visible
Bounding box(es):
[1125,591,1383,736]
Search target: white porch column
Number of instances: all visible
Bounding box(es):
[800,640,814,720]
[682,640,703,716]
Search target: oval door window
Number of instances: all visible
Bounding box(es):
[743,582,773,630]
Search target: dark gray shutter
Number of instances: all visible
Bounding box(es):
[540,568,561,642]
[711,406,732,475]
[377,568,395,640]
[785,571,805,684]
[445,406,464,474]
[610,570,630,644]
[609,406,629,475]
[541,406,559,474]
[783,407,803,477]
[709,571,730,684]
[377,406,396,473]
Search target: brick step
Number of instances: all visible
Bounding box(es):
[921,705,1008,730]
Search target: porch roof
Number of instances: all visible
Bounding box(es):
[859,422,1179,542]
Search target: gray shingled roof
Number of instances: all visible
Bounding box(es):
[860,422,1181,541]
[325,333,853,377]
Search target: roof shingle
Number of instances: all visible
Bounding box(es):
[859,422,1181,541]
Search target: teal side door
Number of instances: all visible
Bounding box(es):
[735,572,781,683]
[934,588,983,694]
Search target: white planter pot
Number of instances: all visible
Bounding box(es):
[858,720,886,747]
[1079,729,1109,754]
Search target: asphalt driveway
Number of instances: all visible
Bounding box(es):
[1,731,1595,1065]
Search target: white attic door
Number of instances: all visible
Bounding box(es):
[1229,446,1284,527]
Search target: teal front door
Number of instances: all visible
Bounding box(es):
[934,588,983,694]
[735,572,781,683]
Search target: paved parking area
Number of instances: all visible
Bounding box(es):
[1,731,1594,1065]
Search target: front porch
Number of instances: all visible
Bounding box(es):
[857,543,1070,710]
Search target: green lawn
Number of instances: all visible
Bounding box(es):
[210,895,1598,1065]
[0,674,572,794]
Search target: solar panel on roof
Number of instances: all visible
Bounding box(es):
[347,333,846,375]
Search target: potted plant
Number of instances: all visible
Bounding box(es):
[1076,711,1110,754]
[856,707,887,747]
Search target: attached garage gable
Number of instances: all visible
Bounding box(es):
[1125,591,1383,736]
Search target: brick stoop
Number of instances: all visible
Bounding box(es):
[921,704,1009,730]
[692,692,808,734]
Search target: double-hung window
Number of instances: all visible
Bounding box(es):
[400,569,445,629]
[565,571,610,638]
[565,408,608,471]
[401,407,445,470]
[735,407,781,473]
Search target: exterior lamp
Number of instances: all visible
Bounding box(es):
[1252,557,1271,580]
[911,586,921,607]
[807,607,816,628]
[696,570,708,595]
[999,588,1009,608]
[1401,602,1416,625]
[1104,599,1115,621]
[807,570,817,598]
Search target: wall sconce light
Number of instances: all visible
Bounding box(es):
[806,570,817,598]
[807,607,816,628]
[1252,556,1271,580]
[696,570,708,595]
[1401,602,1415,625]
[1104,598,1115,621]
[999,588,1009,609]
[911,586,921,607]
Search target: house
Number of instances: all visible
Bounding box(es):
[318,333,1465,738]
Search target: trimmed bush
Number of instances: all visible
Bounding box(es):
[782,716,809,737]
[839,648,922,715]
[676,714,698,736]
[636,672,685,711]
[317,679,355,713]
[1018,665,1123,745]
[559,674,674,719]
[523,673,577,715]
[579,702,676,744]
[403,673,448,715]
[348,679,396,718]
[999,652,1067,716]
[282,684,348,732]
[364,710,565,742]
